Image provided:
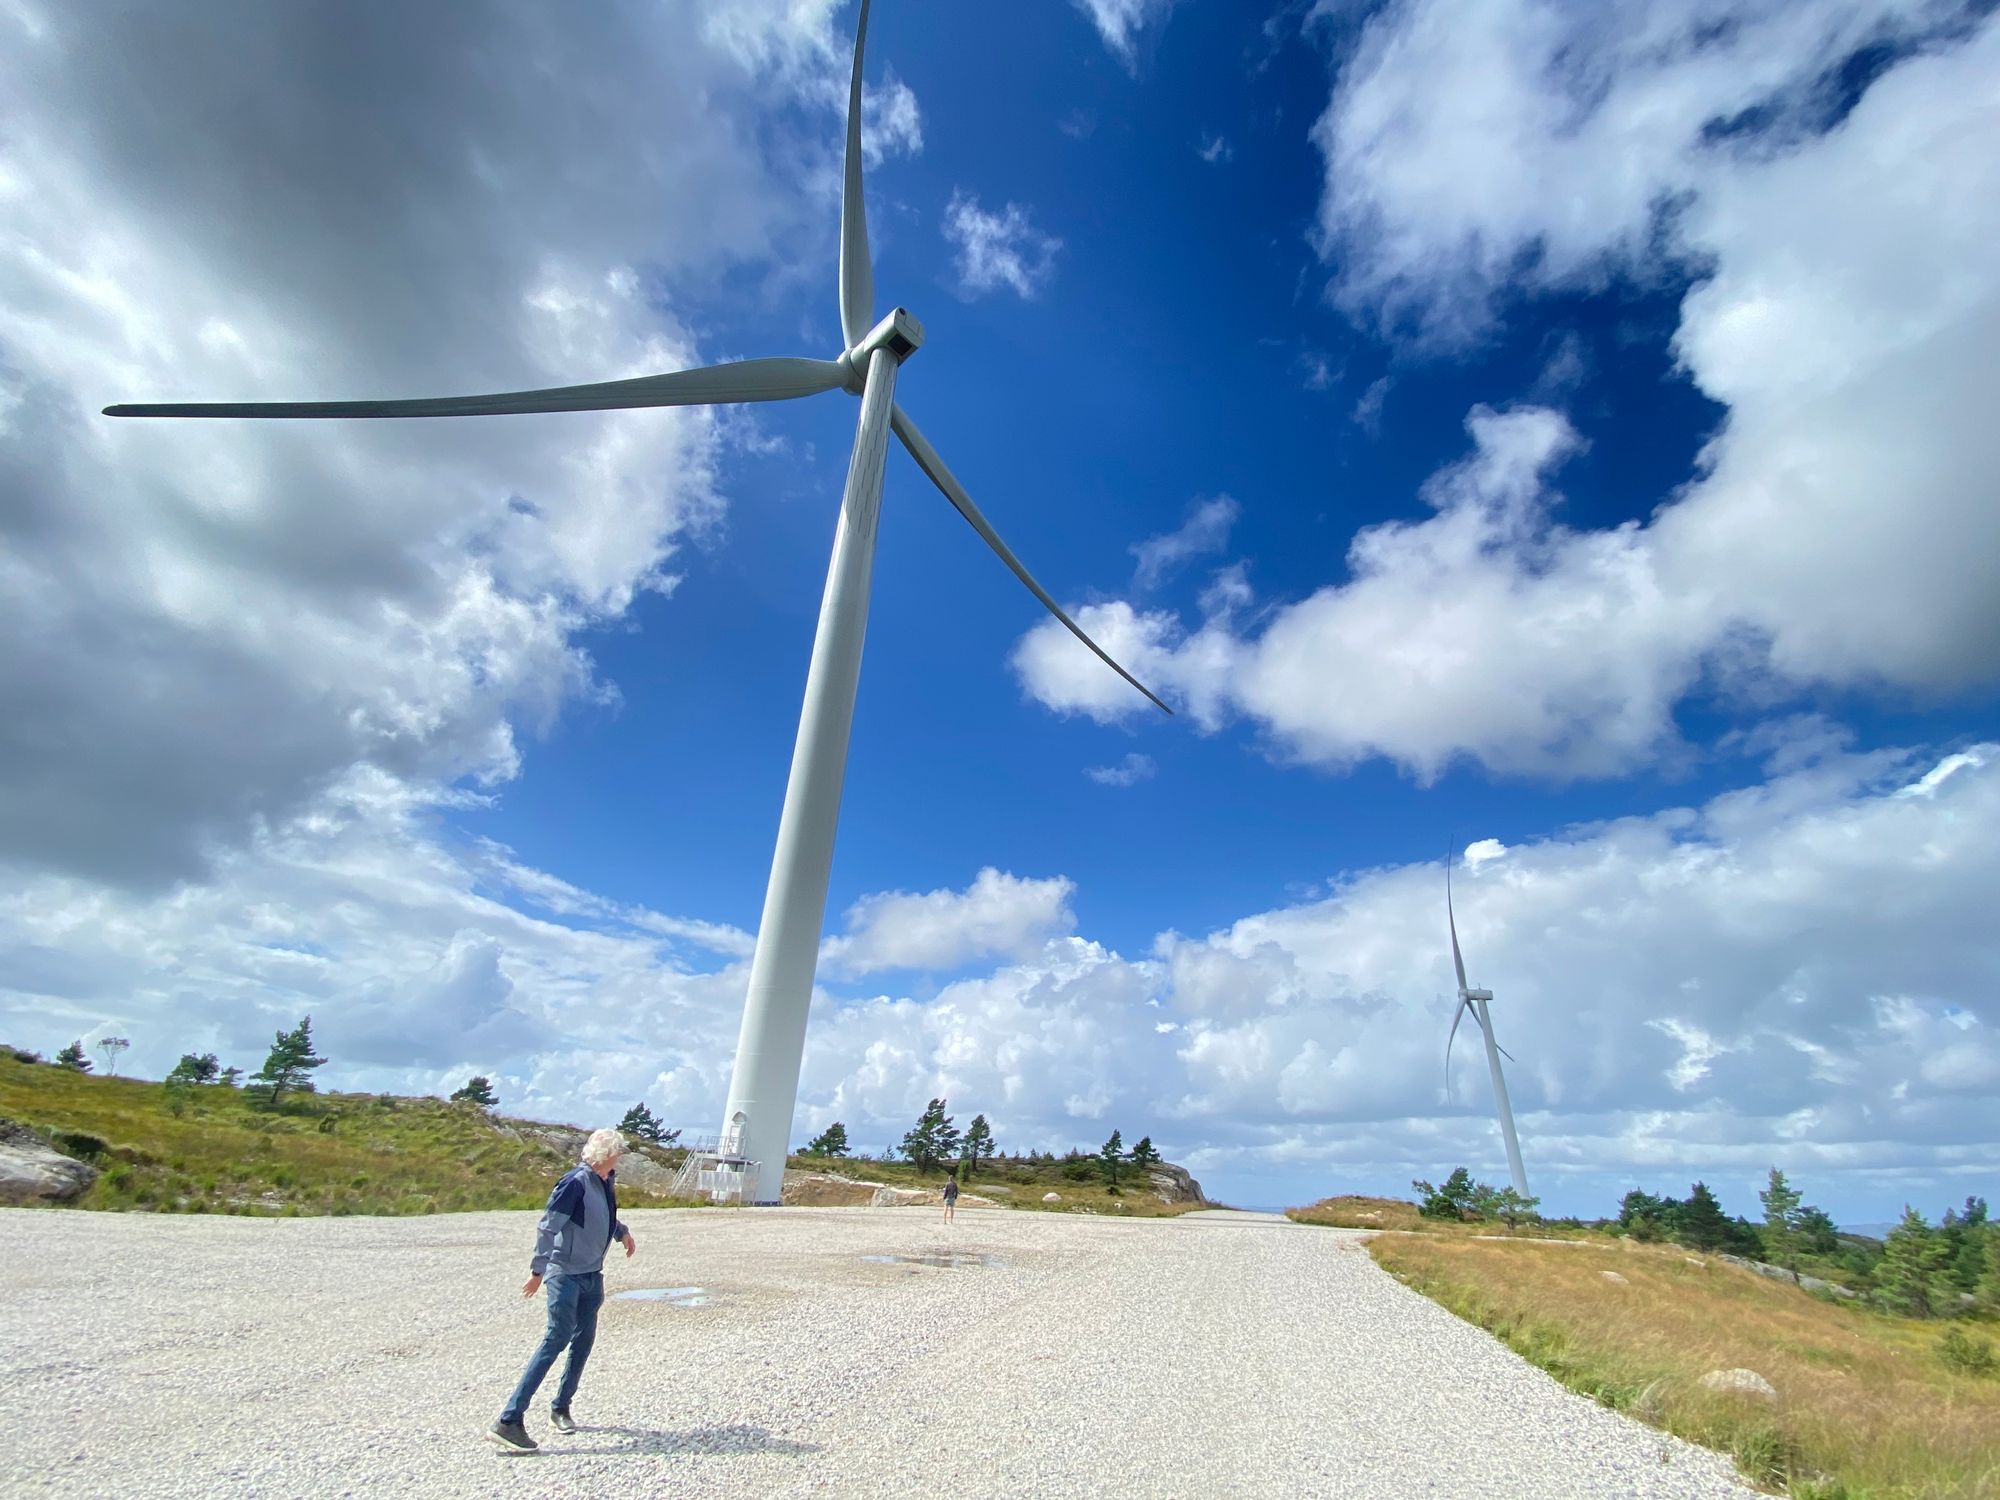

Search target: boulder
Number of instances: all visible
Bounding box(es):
[871,1187,929,1208]
[0,1119,99,1205]
[1144,1163,1207,1206]
[1698,1368,1777,1400]
[1601,1271,1630,1285]
[1042,1192,1062,1203]
[614,1150,682,1197]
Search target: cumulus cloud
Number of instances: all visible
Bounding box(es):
[942,192,1063,300]
[820,867,1079,977]
[1017,8,2000,779]
[1072,0,1179,70]
[1017,405,1705,776]
[1199,134,1234,164]
[0,0,885,886]
[5,733,1996,1214]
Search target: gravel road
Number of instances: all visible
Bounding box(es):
[0,1205,1760,1499]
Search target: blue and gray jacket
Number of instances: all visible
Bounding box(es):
[529,1165,627,1278]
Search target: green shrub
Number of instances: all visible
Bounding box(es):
[1937,1327,1997,1377]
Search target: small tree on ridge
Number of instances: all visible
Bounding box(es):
[451,1076,498,1108]
[249,1015,326,1109]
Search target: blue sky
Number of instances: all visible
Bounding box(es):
[4,0,1998,1225]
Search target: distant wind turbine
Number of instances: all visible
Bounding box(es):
[103,0,1169,1202]
[1444,852,1530,1199]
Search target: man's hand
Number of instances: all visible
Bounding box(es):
[522,1273,543,1298]
[621,1229,637,1258]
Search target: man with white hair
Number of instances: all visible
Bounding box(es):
[489,1127,638,1452]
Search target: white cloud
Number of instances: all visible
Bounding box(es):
[1199,134,1234,164]
[861,68,924,167]
[1086,753,1157,787]
[1130,496,1241,588]
[819,867,1079,977]
[5,735,1997,1215]
[1312,0,1976,344]
[1073,0,1179,70]
[941,192,1063,300]
[1017,405,1706,777]
[1018,12,2000,779]
[1351,374,1391,431]
[0,0,882,886]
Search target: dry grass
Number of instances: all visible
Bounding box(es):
[1289,1194,1429,1231]
[1368,1232,2000,1499]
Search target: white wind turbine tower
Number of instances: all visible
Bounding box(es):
[1444,853,1530,1199]
[104,0,1169,1202]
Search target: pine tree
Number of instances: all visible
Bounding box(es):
[806,1122,850,1157]
[248,1015,327,1108]
[218,1065,243,1087]
[1945,1196,1990,1292]
[1795,1205,1839,1257]
[1679,1182,1730,1252]
[1977,1223,2000,1316]
[1414,1168,1480,1220]
[55,1040,91,1073]
[618,1102,667,1142]
[960,1115,994,1176]
[1879,1206,1954,1318]
[96,1037,130,1077]
[1492,1187,1541,1229]
[1128,1136,1162,1171]
[167,1052,221,1086]
[902,1098,955,1174]
[451,1076,498,1107]
[1758,1167,1805,1282]
[1099,1129,1125,1190]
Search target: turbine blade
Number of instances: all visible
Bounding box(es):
[1447,850,1470,994]
[891,402,1172,716]
[104,356,846,420]
[1444,999,1469,1104]
[839,0,876,350]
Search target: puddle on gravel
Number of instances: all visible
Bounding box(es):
[860,1252,1004,1270]
[613,1286,718,1306]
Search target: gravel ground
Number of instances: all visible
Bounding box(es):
[0,1205,1761,1499]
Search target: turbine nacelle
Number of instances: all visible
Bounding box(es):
[839,307,924,390]
[1462,987,1492,1003]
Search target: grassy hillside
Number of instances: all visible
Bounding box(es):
[0,1055,680,1215]
[1,1056,1206,1218]
[1291,1192,2000,1498]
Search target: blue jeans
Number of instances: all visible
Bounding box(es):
[501,1271,604,1422]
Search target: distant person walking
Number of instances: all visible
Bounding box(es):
[942,1171,960,1224]
[489,1128,637,1453]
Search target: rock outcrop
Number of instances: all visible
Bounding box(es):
[1143,1163,1206,1206]
[0,1119,99,1205]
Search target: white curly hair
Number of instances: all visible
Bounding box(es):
[581,1127,627,1168]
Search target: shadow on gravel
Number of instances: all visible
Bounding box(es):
[547,1423,822,1459]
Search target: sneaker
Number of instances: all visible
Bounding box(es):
[549,1409,577,1435]
[487,1419,538,1454]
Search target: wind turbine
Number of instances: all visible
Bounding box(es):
[103,0,1169,1202]
[1444,853,1530,1199]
